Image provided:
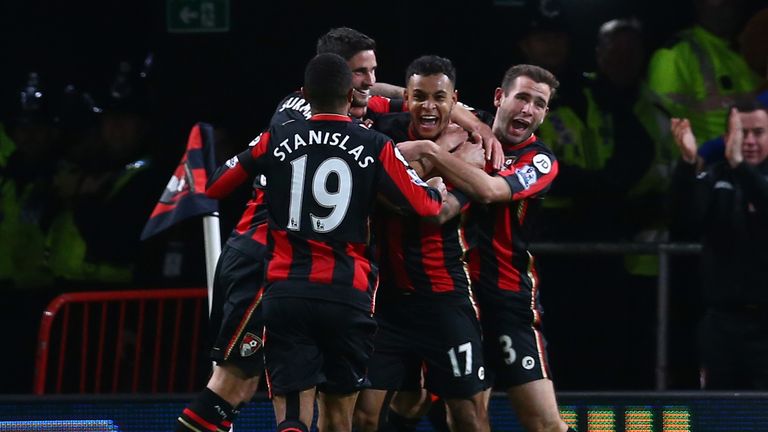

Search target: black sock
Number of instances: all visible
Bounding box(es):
[382,410,421,432]
[176,388,239,432]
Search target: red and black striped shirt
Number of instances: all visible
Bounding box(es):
[207,114,442,312]
[468,135,559,308]
[374,112,473,303]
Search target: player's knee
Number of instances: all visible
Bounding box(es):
[517,413,566,432]
[352,408,379,432]
[321,408,355,432]
[277,419,309,432]
[240,375,260,401]
[444,400,488,432]
[208,364,261,405]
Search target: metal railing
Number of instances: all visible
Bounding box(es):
[34,288,208,395]
[530,242,702,390]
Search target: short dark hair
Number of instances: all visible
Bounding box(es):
[726,98,768,130]
[404,55,456,86]
[303,53,352,111]
[500,64,560,102]
[316,27,376,61]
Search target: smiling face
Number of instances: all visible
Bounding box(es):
[492,75,552,146]
[405,73,457,140]
[739,109,768,165]
[346,49,377,108]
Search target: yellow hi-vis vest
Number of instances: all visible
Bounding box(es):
[646,25,761,144]
[537,85,613,209]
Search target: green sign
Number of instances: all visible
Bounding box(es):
[166,0,230,33]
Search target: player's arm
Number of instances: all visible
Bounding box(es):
[373,83,503,169]
[423,188,470,225]
[206,132,270,199]
[371,82,406,99]
[398,140,558,204]
[450,103,504,170]
[376,140,443,217]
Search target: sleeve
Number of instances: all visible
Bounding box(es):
[670,160,712,238]
[376,140,442,217]
[206,131,271,199]
[446,184,470,211]
[368,95,406,114]
[734,162,768,216]
[495,149,559,201]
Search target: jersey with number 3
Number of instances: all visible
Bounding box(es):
[207,113,442,312]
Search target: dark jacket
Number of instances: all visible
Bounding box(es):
[672,159,768,308]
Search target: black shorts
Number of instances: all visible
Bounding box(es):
[208,244,266,377]
[262,296,377,395]
[478,299,552,389]
[366,297,487,399]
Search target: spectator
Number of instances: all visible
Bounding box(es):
[696,7,768,165]
[671,101,768,390]
[0,72,60,289]
[47,57,165,288]
[645,0,762,147]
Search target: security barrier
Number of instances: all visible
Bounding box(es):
[34,288,209,395]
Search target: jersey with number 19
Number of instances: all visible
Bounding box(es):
[206,113,442,313]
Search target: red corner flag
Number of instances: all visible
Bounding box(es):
[140,122,219,241]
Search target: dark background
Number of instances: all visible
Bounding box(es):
[0,0,703,142]
[1,0,766,394]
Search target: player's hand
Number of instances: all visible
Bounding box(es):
[671,118,698,164]
[724,108,744,168]
[435,123,468,152]
[426,176,448,202]
[453,140,486,169]
[473,123,504,170]
[397,140,435,161]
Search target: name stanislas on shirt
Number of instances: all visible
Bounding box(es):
[272,130,376,168]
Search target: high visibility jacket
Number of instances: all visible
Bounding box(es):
[0,178,56,288]
[646,26,761,143]
[47,159,153,285]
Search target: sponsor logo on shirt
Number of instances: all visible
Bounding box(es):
[532,153,552,174]
[515,165,538,189]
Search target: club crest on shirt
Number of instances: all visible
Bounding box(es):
[240,332,263,357]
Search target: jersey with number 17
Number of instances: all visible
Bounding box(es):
[206,113,443,312]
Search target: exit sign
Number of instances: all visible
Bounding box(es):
[166,0,230,33]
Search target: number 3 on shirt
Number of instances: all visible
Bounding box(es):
[288,155,352,233]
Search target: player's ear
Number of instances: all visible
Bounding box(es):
[300,87,305,98]
[452,90,458,104]
[493,87,503,108]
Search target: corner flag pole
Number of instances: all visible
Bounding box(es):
[202,213,222,314]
